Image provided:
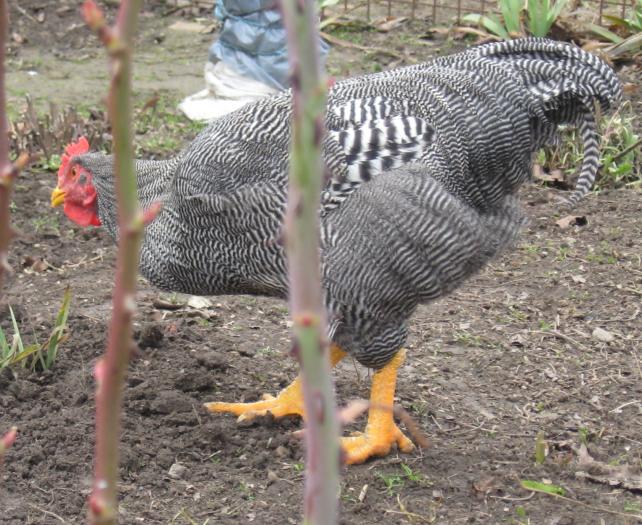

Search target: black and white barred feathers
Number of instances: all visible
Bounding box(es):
[69,38,621,369]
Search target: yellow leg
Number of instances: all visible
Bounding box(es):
[205,345,346,422]
[341,349,414,465]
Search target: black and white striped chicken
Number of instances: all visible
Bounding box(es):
[51,38,621,464]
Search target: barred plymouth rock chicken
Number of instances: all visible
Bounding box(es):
[51,38,621,464]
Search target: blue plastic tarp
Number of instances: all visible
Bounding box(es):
[209,0,329,90]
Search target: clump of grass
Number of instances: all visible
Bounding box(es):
[10,93,206,172]
[376,463,432,496]
[134,94,206,157]
[0,288,71,371]
[461,0,568,40]
[589,0,642,44]
[538,102,641,192]
[9,95,110,167]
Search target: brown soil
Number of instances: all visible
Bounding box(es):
[1,2,641,525]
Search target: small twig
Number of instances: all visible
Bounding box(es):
[394,495,433,522]
[394,404,430,449]
[532,329,590,352]
[609,137,642,163]
[13,2,38,23]
[319,2,368,30]
[489,492,535,502]
[525,486,642,520]
[320,30,416,63]
[161,2,210,17]
[26,504,68,524]
[609,400,641,413]
[593,307,640,324]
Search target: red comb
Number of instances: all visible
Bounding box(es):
[58,136,90,180]
[64,136,90,158]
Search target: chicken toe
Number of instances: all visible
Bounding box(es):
[205,376,306,420]
[205,345,346,422]
[341,348,415,464]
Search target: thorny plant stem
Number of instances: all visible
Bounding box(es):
[82,2,144,524]
[279,1,340,524]
[0,0,12,291]
[0,426,17,470]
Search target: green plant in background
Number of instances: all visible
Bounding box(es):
[376,464,432,496]
[589,0,642,44]
[598,108,641,190]
[0,287,71,371]
[462,0,568,39]
[377,470,404,496]
[134,95,206,156]
[526,0,568,37]
[501,0,523,34]
[539,102,641,192]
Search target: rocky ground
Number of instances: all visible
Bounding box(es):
[1,1,641,524]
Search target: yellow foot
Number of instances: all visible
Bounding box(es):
[341,348,416,464]
[205,377,305,422]
[342,424,414,465]
[205,346,346,423]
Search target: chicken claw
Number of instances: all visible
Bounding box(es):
[205,345,347,422]
[341,348,415,464]
[342,423,414,465]
[205,377,306,421]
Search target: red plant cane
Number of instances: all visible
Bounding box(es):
[80,2,156,523]
[279,1,341,524]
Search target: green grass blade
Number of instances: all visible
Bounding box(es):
[0,325,8,358]
[589,23,624,44]
[45,287,72,368]
[527,0,544,37]
[521,479,566,496]
[602,15,630,28]
[9,306,24,355]
[547,0,568,25]
[462,13,511,39]
[500,0,523,34]
[535,431,546,464]
[8,343,42,366]
[608,32,642,57]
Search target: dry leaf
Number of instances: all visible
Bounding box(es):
[141,94,160,113]
[571,275,586,284]
[152,298,184,310]
[472,476,497,495]
[575,444,642,491]
[187,296,213,309]
[375,16,408,33]
[168,21,215,34]
[510,334,525,347]
[556,215,587,229]
[592,327,614,343]
[533,164,565,183]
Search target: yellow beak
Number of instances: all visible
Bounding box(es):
[51,187,66,207]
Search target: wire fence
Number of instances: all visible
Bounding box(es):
[330,0,637,27]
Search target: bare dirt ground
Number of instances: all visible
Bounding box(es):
[1,2,641,524]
